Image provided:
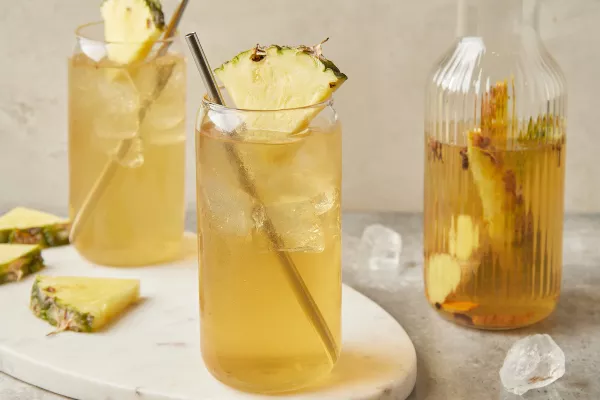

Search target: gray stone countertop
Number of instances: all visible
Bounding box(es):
[1,212,599,400]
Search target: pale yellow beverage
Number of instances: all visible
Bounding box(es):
[68,50,186,266]
[424,138,565,329]
[423,82,566,329]
[196,119,342,393]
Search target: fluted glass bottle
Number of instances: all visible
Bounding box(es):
[423,0,567,329]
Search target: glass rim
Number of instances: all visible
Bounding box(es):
[201,91,334,113]
[75,21,178,45]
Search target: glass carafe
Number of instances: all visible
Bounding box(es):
[423,0,567,329]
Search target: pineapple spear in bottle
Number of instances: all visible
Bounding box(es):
[467,81,532,250]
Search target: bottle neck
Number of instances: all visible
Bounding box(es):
[458,0,525,41]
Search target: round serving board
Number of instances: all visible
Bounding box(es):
[0,234,416,400]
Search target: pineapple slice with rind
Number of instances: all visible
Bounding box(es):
[30,276,140,333]
[214,41,347,133]
[0,207,69,247]
[0,244,45,284]
[467,81,529,249]
[101,0,165,64]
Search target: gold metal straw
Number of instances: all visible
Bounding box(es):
[185,32,338,364]
[69,0,190,243]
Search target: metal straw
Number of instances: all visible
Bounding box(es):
[185,32,338,364]
[69,0,190,243]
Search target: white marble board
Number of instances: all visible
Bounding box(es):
[0,235,416,400]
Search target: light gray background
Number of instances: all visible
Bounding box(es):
[1,0,598,213]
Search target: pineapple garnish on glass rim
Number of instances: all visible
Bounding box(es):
[101,0,165,64]
[0,244,45,284]
[30,276,140,334]
[214,39,348,133]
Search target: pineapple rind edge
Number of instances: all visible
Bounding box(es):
[30,277,94,333]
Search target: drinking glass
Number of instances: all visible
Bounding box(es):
[69,22,186,266]
[195,94,342,393]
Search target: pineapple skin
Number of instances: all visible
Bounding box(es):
[0,249,45,284]
[0,223,70,248]
[215,44,348,83]
[30,277,94,332]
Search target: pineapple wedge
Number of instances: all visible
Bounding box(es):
[214,41,347,133]
[30,276,140,333]
[0,244,45,284]
[101,0,165,64]
[0,207,69,247]
[467,81,529,249]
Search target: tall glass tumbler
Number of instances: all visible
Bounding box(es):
[195,95,342,393]
[69,22,187,266]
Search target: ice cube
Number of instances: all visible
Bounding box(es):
[207,109,245,134]
[261,168,338,216]
[351,224,404,289]
[312,186,338,215]
[264,196,324,252]
[79,38,107,62]
[358,224,403,271]
[201,176,255,237]
[135,62,186,143]
[93,70,140,141]
[500,334,566,395]
[143,104,185,145]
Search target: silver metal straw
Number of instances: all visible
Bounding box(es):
[69,0,190,243]
[185,32,338,364]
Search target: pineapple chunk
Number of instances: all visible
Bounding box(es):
[0,207,70,247]
[426,253,462,305]
[0,244,45,284]
[467,131,522,247]
[30,276,140,333]
[467,81,529,249]
[101,0,165,64]
[214,42,347,133]
[428,216,481,305]
[448,214,480,261]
